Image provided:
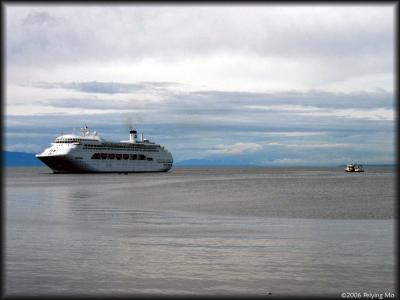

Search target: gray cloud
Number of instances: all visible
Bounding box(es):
[6,6,394,75]
[188,89,394,109]
[44,98,147,110]
[6,142,43,153]
[33,88,395,133]
[22,11,61,26]
[23,81,179,94]
[30,82,394,112]
[48,81,142,94]
[5,85,395,165]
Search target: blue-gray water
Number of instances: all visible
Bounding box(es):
[5,167,396,296]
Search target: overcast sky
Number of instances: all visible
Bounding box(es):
[5,4,396,165]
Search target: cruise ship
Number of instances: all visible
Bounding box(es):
[36,126,173,173]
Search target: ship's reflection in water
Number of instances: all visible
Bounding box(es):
[5,167,395,296]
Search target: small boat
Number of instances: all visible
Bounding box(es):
[345,164,355,172]
[345,164,364,172]
[354,164,364,172]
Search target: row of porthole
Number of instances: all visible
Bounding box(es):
[85,144,156,149]
[84,147,157,152]
[55,139,80,143]
[91,153,153,161]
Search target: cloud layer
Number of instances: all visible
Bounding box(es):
[5,4,396,165]
[208,143,263,155]
[5,84,395,165]
[6,5,394,92]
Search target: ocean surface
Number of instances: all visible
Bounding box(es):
[4,166,396,297]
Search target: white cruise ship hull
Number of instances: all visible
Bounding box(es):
[37,153,172,173]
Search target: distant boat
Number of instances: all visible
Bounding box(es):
[345,164,364,172]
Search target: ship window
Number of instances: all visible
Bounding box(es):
[91,153,101,159]
[109,153,115,159]
[123,154,129,160]
[147,157,153,161]
[139,154,146,160]
[130,154,137,160]
[116,154,122,160]
[101,153,107,159]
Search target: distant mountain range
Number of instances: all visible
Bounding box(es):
[4,151,44,167]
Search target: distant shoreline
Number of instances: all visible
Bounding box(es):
[4,165,396,169]
[4,151,396,168]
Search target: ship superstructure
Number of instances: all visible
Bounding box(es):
[36,126,173,173]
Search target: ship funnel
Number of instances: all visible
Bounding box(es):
[129,130,137,143]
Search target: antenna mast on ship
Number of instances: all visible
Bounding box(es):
[81,124,90,136]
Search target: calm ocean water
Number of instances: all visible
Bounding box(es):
[5,166,396,296]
